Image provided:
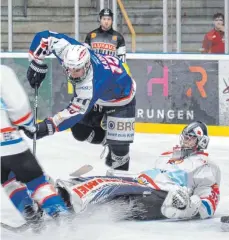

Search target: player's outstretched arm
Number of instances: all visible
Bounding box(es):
[23,96,94,140]
[27,30,82,89]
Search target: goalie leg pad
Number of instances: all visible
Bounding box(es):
[126,189,168,220]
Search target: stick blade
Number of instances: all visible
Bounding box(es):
[1,222,30,233]
[69,164,93,177]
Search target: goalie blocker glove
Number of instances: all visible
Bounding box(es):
[27,60,48,88]
[22,119,55,140]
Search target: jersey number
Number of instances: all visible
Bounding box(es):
[104,56,123,74]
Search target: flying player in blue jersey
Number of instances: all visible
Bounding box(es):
[24,30,136,171]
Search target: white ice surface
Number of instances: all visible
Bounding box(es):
[1,132,229,240]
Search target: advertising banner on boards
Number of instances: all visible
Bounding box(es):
[1,57,221,127]
[218,60,229,126]
[127,59,219,125]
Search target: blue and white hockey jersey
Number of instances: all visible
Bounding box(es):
[29,30,136,131]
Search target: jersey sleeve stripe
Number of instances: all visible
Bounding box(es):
[24,117,34,126]
[0,127,16,133]
[201,200,212,216]
[0,138,23,146]
[12,112,32,125]
[204,197,216,211]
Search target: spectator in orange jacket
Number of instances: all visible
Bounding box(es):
[201,13,225,54]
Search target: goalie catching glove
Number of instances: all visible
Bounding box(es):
[161,186,201,219]
[21,119,55,140]
[27,60,48,88]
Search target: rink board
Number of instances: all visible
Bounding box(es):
[135,123,229,137]
[38,121,228,137]
[1,53,229,137]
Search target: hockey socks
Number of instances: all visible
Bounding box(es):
[27,175,68,217]
[2,176,33,214]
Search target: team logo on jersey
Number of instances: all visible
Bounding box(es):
[167,158,184,164]
[91,33,97,39]
[112,35,117,41]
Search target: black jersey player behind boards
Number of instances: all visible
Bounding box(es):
[85,8,126,62]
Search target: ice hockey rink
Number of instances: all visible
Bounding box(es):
[1,132,229,240]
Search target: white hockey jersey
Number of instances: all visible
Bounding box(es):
[137,147,221,219]
[0,65,34,156]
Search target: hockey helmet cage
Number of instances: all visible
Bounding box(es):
[180,121,209,150]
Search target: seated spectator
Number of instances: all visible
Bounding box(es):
[201,13,225,54]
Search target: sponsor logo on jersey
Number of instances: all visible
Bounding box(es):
[167,158,184,164]
[91,42,116,51]
[91,32,97,38]
[77,86,92,90]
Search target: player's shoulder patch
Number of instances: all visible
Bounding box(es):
[112,35,117,41]
[91,32,97,39]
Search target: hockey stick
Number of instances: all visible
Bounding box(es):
[33,84,38,156]
[1,222,30,233]
[69,164,93,177]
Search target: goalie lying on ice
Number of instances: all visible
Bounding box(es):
[56,121,221,220]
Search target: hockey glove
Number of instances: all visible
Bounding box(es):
[22,119,55,140]
[161,186,201,219]
[27,60,48,88]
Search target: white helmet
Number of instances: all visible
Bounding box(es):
[63,45,91,84]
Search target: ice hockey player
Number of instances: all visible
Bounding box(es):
[24,30,136,171]
[0,65,68,231]
[55,121,221,221]
[85,8,126,62]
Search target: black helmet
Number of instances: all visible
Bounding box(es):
[180,121,209,150]
[99,8,113,19]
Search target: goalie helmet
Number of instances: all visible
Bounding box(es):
[180,121,209,150]
[63,45,91,85]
